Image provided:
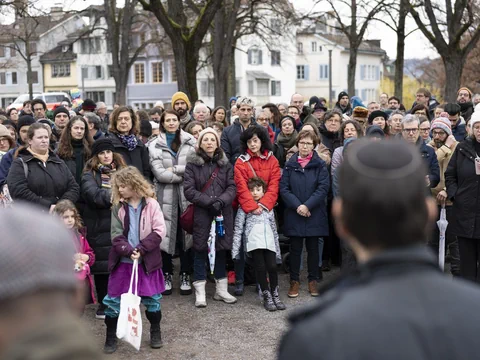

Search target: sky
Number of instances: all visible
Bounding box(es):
[5,0,438,60]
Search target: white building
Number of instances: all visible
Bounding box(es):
[296,16,386,106]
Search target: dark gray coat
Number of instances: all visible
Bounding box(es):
[278,246,480,360]
[183,150,236,252]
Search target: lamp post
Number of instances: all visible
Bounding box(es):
[324,44,334,109]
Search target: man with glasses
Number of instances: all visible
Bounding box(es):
[411,87,439,120]
[320,111,342,155]
[31,99,47,120]
[426,117,460,276]
[401,114,439,189]
[456,87,474,122]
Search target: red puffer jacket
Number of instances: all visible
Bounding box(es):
[234,149,281,213]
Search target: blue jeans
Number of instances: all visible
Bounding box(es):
[194,250,226,281]
[234,241,245,283]
[103,294,162,318]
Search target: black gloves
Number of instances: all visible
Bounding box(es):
[209,200,223,215]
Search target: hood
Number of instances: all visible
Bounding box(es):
[187,149,229,166]
[350,96,365,109]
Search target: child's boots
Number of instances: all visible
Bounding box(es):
[271,285,286,310]
[262,290,277,311]
[103,316,118,354]
[145,310,163,349]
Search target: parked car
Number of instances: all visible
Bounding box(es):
[7,92,71,111]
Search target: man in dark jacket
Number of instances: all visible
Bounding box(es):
[410,87,440,120]
[444,103,467,141]
[221,96,260,166]
[401,114,440,189]
[333,91,352,115]
[457,87,474,122]
[278,139,480,360]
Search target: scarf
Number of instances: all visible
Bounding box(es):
[276,131,298,150]
[27,147,49,163]
[97,162,117,188]
[298,152,313,168]
[117,134,138,152]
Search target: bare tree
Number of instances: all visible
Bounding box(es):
[138,0,222,103]
[409,0,480,101]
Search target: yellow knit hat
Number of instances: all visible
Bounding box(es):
[171,91,191,109]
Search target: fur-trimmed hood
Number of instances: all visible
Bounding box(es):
[187,148,229,167]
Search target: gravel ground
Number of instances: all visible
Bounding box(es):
[82,265,340,360]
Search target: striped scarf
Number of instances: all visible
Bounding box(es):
[97,162,116,188]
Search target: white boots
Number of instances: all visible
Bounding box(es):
[213,278,237,304]
[193,280,207,308]
[193,278,237,307]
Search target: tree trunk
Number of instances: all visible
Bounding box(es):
[228,44,236,100]
[27,55,33,100]
[115,74,128,105]
[394,0,407,102]
[442,53,465,102]
[347,46,357,97]
[185,44,199,104]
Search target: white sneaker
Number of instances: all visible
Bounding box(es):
[180,272,192,295]
[163,273,172,295]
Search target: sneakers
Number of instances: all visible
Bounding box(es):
[288,280,300,298]
[163,273,172,295]
[262,290,277,311]
[271,286,286,310]
[234,280,244,296]
[96,304,106,320]
[180,272,192,295]
[308,280,319,297]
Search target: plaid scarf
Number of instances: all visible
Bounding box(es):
[97,162,116,188]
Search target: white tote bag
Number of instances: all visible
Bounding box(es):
[116,259,143,350]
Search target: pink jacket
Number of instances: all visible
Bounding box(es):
[75,228,96,304]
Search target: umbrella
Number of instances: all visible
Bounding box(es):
[207,220,216,274]
[437,206,448,271]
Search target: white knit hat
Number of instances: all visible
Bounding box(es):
[197,127,220,147]
[469,111,480,130]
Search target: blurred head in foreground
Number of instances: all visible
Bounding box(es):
[333,139,437,262]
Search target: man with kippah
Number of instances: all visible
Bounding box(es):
[0,204,103,359]
[279,139,480,359]
[426,117,460,276]
[171,91,192,130]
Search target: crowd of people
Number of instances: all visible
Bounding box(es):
[1,85,480,354]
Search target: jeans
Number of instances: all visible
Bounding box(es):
[300,237,324,269]
[457,237,480,283]
[251,249,278,291]
[103,293,162,318]
[194,250,226,281]
[234,241,245,283]
[290,237,319,281]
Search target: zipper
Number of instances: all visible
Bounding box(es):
[139,201,149,274]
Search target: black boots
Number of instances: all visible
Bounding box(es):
[146,310,163,349]
[103,316,118,354]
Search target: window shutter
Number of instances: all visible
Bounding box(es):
[304,65,309,80]
[376,66,380,80]
[361,89,367,102]
[248,80,254,95]
[248,50,252,65]
[258,50,263,65]
[271,81,275,95]
[278,52,281,65]
[200,80,207,96]
[360,65,365,80]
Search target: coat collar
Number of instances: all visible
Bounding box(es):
[155,130,195,150]
[285,151,323,170]
[187,150,229,166]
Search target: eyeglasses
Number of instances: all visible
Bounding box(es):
[432,130,446,136]
[298,141,314,147]
[403,128,419,133]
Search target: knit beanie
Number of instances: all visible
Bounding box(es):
[366,125,385,139]
[17,114,35,133]
[150,121,160,130]
[53,106,70,119]
[352,106,368,119]
[457,87,472,99]
[0,124,14,149]
[171,91,191,109]
[0,204,77,301]
[368,110,387,124]
[154,100,164,109]
[280,115,296,127]
[82,99,97,112]
[338,91,349,102]
[197,127,220,147]
[430,117,452,136]
[91,138,115,157]
[469,111,480,130]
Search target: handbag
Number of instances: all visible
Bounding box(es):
[180,166,220,234]
[116,259,143,350]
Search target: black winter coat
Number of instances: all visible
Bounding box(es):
[445,137,480,238]
[7,148,79,209]
[106,132,151,179]
[81,170,112,274]
[280,152,330,237]
[220,119,261,166]
[279,246,480,360]
[183,150,237,252]
[319,124,341,155]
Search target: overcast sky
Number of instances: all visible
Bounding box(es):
[11,0,438,60]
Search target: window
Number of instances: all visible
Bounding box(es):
[200,79,214,97]
[80,38,101,54]
[86,91,105,103]
[28,71,38,84]
[296,65,309,80]
[271,51,281,66]
[318,64,329,80]
[360,65,380,80]
[270,19,282,33]
[9,45,15,57]
[311,41,317,52]
[248,80,254,96]
[11,72,17,84]
[152,62,163,83]
[271,81,281,96]
[52,63,71,77]
[134,63,145,83]
[297,42,303,54]
[256,79,269,96]
[0,72,5,84]
[28,42,37,54]
[248,48,263,65]
[108,65,114,78]
[171,61,177,82]
[139,32,146,46]
[96,66,102,79]
[0,47,4,57]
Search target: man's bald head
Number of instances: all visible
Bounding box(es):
[291,93,304,111]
